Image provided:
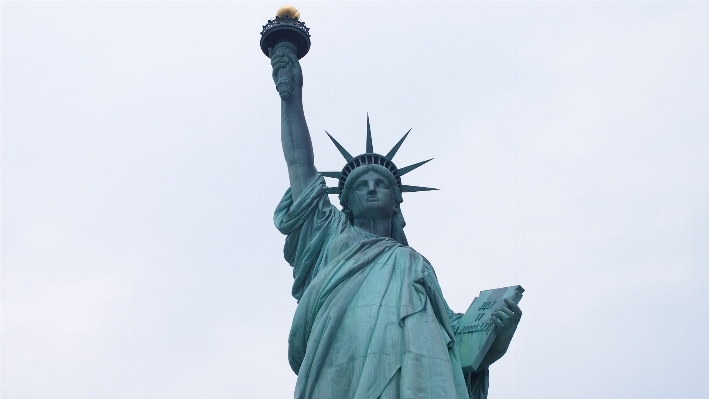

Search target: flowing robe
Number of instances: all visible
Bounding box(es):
[275,176,488,399]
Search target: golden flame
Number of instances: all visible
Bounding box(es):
[276,5,300,20]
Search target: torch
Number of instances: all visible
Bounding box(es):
[260,6,311,100]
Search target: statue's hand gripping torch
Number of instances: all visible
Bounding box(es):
[269,44,298,101]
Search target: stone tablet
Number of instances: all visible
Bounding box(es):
[455,285,525,373]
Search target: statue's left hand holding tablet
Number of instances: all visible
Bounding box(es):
[490,299,523,360]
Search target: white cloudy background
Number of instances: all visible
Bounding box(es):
[1,1,707,398]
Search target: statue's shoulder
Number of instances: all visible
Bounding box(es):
[394,243,423,258]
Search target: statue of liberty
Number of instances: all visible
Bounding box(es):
[265,8,522,399]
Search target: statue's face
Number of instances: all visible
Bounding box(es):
[347,171,395,220]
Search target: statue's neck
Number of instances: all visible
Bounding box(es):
[353,217,392,239]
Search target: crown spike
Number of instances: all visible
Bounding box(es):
[400,185,439,192]
[326,187,341,194]
[366,114,373,153]
[320,171,341,178]
[398,158,433,176]
[325,131,353,161]
[385,129,411,160]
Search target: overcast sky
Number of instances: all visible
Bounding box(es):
[2,1,708,398]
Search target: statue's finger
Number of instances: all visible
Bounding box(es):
[286,51,301,70]
[493,309,509,320]
[272,61,290,72]
[504,299,522,314]
[271,57,288,67]
[500,307,513,318]
[504,299,522,321]
[491,316,504,328]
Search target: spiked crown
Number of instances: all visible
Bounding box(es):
[322,115,437,196]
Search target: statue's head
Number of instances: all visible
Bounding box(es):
[339,165,403,221]
[339,165,407,245]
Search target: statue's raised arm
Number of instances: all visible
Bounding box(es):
[269,47,317,200]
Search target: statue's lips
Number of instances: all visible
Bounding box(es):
[366,196,379,202]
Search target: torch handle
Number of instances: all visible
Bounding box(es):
[274,42,298,101]
[276,65,294,99]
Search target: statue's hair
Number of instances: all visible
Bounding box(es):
[338,165,408,246]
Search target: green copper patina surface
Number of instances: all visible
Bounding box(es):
[267,15,522,399]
